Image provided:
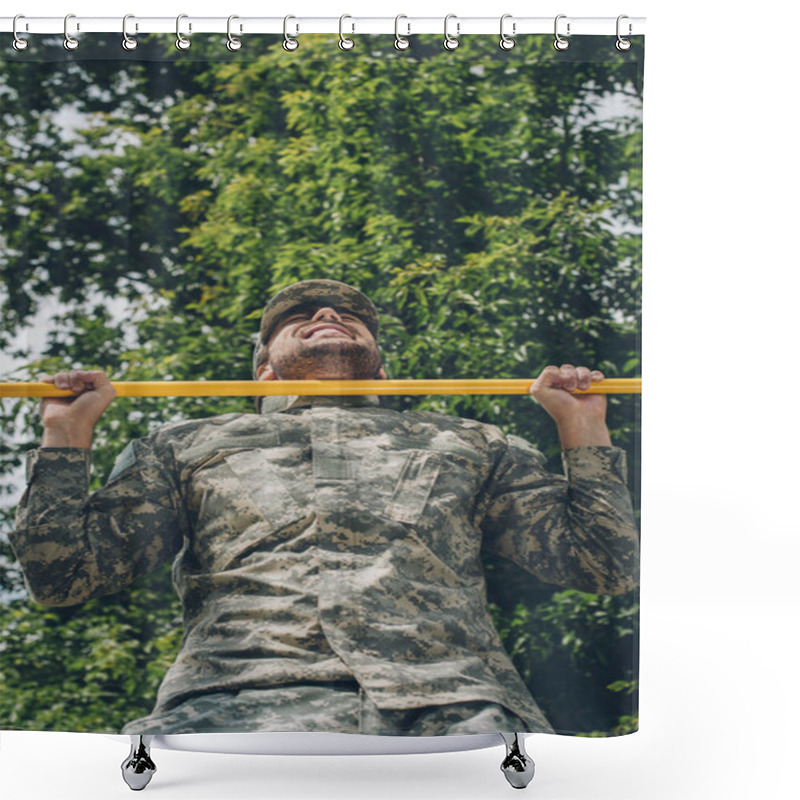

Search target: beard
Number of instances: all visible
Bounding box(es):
[268,337,383,381]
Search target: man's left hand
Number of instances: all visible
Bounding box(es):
[530,364,612,449]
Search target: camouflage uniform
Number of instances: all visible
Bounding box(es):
[10,393,638,735]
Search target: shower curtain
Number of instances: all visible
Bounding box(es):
[0,27,643,740]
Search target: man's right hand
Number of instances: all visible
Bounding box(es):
[40,370,116,449]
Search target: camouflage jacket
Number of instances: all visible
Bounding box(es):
[11,395,639,732]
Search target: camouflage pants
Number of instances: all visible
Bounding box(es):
[122,682,529,735]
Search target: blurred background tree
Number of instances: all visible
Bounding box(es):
[1,34,641,734]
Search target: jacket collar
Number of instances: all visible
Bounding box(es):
[260,393,381,414]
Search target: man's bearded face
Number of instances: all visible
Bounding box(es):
[261,303,383,381]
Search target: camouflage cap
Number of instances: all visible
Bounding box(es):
[252,280,380,375]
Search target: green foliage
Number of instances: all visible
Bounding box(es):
[490,590,639,735]
[0,564,181,732]
[1,35,642,733]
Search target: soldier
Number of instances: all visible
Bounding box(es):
[10,279,638,737]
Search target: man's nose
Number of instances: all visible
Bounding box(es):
[311,307,343,322]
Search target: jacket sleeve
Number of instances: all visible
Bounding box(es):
[9,437,187,607]
[480,437,639,595]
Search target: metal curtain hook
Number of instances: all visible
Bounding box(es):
[63,13,79,50]
[443,14,459,51]
[615,14,632,51]
[122,14,138,50]
[12,14,29,51]
[499,14,515,50]
[553,14,570,51]
[283,15,299,51]
[394,14,410,51]
[339,15,355,50]
[227,15,242,51]
[176,14,191,50]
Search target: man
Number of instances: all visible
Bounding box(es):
[10,279,638,737]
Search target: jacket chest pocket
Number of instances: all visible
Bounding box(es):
[186,448,307,529]
[359,449,442,527]
[221,448,309,530]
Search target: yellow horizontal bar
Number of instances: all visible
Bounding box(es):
[0,378,641,398]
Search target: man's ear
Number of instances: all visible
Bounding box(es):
[377,366,387,380]
[256,363,277,381]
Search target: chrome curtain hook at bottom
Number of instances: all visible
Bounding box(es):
[616,14,632,51]
[283,15,299,51]
[394,15,410,51]
[63,13,79,50]
[227,15,242,51]
[443,14,460,50]
[500,733,535,789]
[12,14,29,51]
[121,736,156,791]
[176,14,191,50]
[554,14,570,50]
[122,14,138,50]
[499,14,516,50]
[339,15,355,50]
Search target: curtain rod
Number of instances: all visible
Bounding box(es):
[1,16,645,37]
